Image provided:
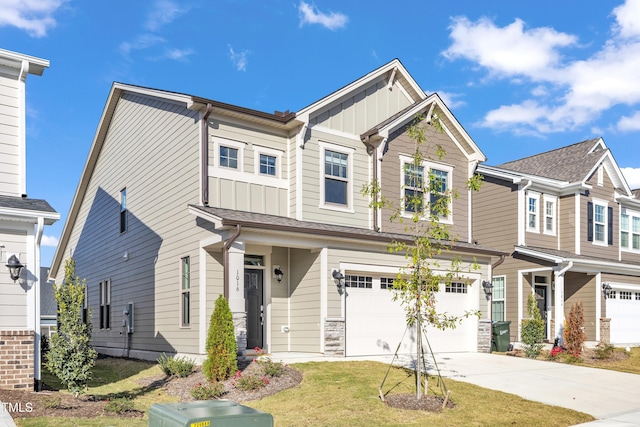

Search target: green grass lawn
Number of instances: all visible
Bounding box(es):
[579,347,640,374]
[23,353,626,427]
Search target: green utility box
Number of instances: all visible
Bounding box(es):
[491,320,511,352]
[148,400,273,427]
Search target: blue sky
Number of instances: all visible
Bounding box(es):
[3,0,640,266]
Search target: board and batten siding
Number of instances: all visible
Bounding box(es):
[207,117,289,216]
[0,74,21,196]
[288,248,321,352]
[380,123,472,240]
[57,92,213,356]
[310,76,412,135]
[473,175,519,252]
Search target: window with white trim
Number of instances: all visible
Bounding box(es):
[544,196,556,235]
[400,156,452,220]
[120,188,127,234]
[259,154,277,176]
[345,275,372,289]
[588,200,612,245]
[181,257,190,327]
[220,146,239,169]
[445,282,467,294]
[621,210,640,251]
[526,192,539,232]
[594,204,606,242]
[82,286,89,324]
[99,279,111,329]
[492,276,505,321]
[621,212,630,248]
[430,168,450,218]
[403,163,424,213]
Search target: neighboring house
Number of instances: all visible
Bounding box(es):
[49,59,501,362]
[40,267,57,338]
[0,48,59,390]
[475,138,640,347]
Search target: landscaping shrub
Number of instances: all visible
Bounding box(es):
[521,293,545,358]
[46,258,97,397]
[233,371,268,391]
[203,295,238,382]
[594,343,615,360]
[564,301,586,357]
[105,397,134,414]
[190,381,224,400]
[256,357,285,377]
[42,395,63,409]
[156,353,195,377]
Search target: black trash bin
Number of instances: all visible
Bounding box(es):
[491,320,511,352]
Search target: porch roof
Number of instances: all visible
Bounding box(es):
[0,195,59,224]
[189,205,504,257]
[514,245,640,275]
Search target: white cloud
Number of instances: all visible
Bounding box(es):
[435,91,466,109]
[119,34,166,56]
[442,0,640,135]
[298,1,348,31]
[617,111,640,132]
[0,0,67,37]
[163,48,194,61]
[145,0,189,32]
[228,46,249,71]
[41,234,59,248]
[613,0,640,38]
[622,167,640,189]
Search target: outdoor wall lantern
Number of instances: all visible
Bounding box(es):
[274,267,284,283]
[332,270,345,288]
[6,255,24,282]
[602,283,612,299]
[481,280,493,294]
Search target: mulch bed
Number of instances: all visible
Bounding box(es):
[384,393,455,411]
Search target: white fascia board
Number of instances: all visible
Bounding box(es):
[477,165,590,195]
[515,246,640,275]
[188,206,224,228]
[114,82,192,107]
[0,48,49,76]
[296,59,426,123]
[0,208,59,224]
[514,246,564,264]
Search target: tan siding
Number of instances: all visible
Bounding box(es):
[565,272,597,340]
[57,92,208,355]
[289,249,321,352]
[379,123,472,240]
[580,171,619,260]
[559,194,577,252]
[473,175,519,252]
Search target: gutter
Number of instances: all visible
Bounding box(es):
[201,103,213,206]
[34,217,44,391]
[223,224,242,300]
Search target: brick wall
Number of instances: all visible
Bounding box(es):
[0,330,34,390]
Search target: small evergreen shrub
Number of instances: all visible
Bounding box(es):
[521,293,545,358]
[564,301,586,356]
[156,353,195,377]
[594,343,615,360]
[190,381,224,400]
[105,397,134,414]
[203,295,238,382]
[255,358,285,377]
[43,395,63,409]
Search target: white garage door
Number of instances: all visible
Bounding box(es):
[345,275,479,357]
[608,289,640,345]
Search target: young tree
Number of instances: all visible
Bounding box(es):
[364,114,482,399]
[521,292,545,358]
[202,295,238,381]
[46,258,97,397]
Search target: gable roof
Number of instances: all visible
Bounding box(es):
[361,93,486,163]
[0,195,58,224]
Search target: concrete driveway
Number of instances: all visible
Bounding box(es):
[271,351,640,426]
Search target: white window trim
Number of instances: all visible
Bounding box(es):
[180,256,191,328]
[319,141,355,213]
[526,191,540,233]
[620,207,640,253]
[543,195,557,236]
[399,154,453,224]
[252,145,287,188]
[592,198,608,247]
[211,136,246,176]
[492,275,506,322]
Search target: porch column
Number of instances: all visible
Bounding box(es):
[227,241,247,353]
[553,271,565,344]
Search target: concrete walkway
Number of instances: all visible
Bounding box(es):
[0,404,16,427]
[270,352,640,426]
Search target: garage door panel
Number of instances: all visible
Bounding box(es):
[608,290,640,345]
[345,285,477,356]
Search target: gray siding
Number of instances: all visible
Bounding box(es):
[270,246,289,351]
[0,227,27,327]
[0,74,20,196]
[289,248,320,352]
[559,194,577,253]
[473,175,519,252]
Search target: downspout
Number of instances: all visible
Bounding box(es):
[201,104,213,206]
[34,217,44,391]
[223,224,242,300]
[363,136,379,231]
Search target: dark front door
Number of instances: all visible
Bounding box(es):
[534,285,548,337]
[245,269,264,349]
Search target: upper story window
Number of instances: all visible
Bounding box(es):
[587,200,612,246]
[544,195,556,235]
[400,155,452,221]
[621,210,640,251]
[492,276,505,322]
[120,188,127,234]
[526,192,539,233]
[320,142,354,211]
[99,279,111,330]
[181,256,190,327]
[220,146,239,169]
[259,154,276,176]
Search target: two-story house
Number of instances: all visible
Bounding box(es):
[0,48,59,390]
[475,138,640,347]
[49,59,502,362]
